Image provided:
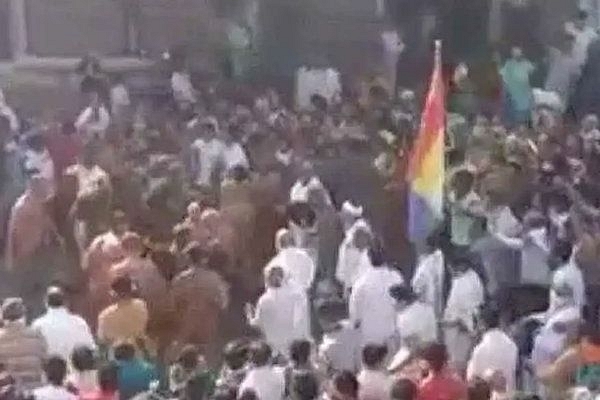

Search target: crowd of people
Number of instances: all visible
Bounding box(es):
[2,8,600,400]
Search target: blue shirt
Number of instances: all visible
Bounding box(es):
[117,359,158,400]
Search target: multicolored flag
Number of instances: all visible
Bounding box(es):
[407,40,445,243]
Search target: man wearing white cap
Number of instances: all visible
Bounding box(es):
[340,200,363,233]
[336,219,373,296]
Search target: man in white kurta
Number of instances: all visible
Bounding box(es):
[349,248,404,349]
[247,266,310,356]
[389,285,437,348]
[336,220,373,295]
[265,228,315,292]
[467,307,518,392]
[411,246,445,318]
[443,260,485,372]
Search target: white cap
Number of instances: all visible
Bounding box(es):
[342,201,363,218]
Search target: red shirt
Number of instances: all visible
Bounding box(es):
[45,132,83,175]
[418,370,468,400]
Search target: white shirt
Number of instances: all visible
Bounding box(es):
[238,365,285,400]
[336,219,372,292]
[396,302,437,347]
[75,106,110,139]
[357,369,392,400]
[32,307,96,364]
[487,206,521,237]
[110,84,130,115]
[250,286,310,356]
[444,269,485,334]
[566,23,598,67]
[467,329,518,391]
[223,142,249,172]
[171,71,196,104]
[192,138,226,186]
[33,385,77,400]
[411,249,444,317]
[265,247,315,291]
[319,320,358,373]
[551,262,586,311]
[290,177,328,203]
[349,266,404,346]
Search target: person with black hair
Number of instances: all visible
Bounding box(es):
[246,266,310,357]
[410,232,445,319]
[467,377,491,400]
[442,255,485,374]
[66,345,98,394]
[79,363,119,400]
[418,343,467,400]
[97,275,148,351]
[316,301,358,373]
[238,341,285,400]
[349,237,404,350]
[326,371,358,400]
[389,284,437,349]
[32,286,95,366]
[113,342,158,400]
[284,340,317,396]
[32,356,77,400]
[216,339,249,389]
[169,344,215,400]
[357,344,391,400]
[390,378,417,400]
[467,306,518,392]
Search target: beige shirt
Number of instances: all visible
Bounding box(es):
[97,299,148,346]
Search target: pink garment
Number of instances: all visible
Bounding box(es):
[5,193,54,269]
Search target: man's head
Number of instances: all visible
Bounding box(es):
[479,305,501,331]
[110,274,134,300]
[44,356,68,386]
[576,9,589,30]
[361,344,388,370]
[368,238,386,267]
[249,341,272,367]
[390,378,417,400]
[27,175,50,201]
[468,377,491,400]
[110,210,129,236]
[113,342,136,362]
[1,298,25,323]
[265,265,285,288]
[388,285,417,310]
[329,371,359,400]
[275,228,295,251]
[71,345,95,372]
[511,46,523,60]
[290,371,319,400]
[120,231,144,256]
[352,225,372,251]
[421,342,448,374]
[46,286,65,309]
[184,242,209,267]
[178,344,201,372]
[223,339,249,371]
[289,339,311,367]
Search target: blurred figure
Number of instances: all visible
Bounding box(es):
[0,298,47,391]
